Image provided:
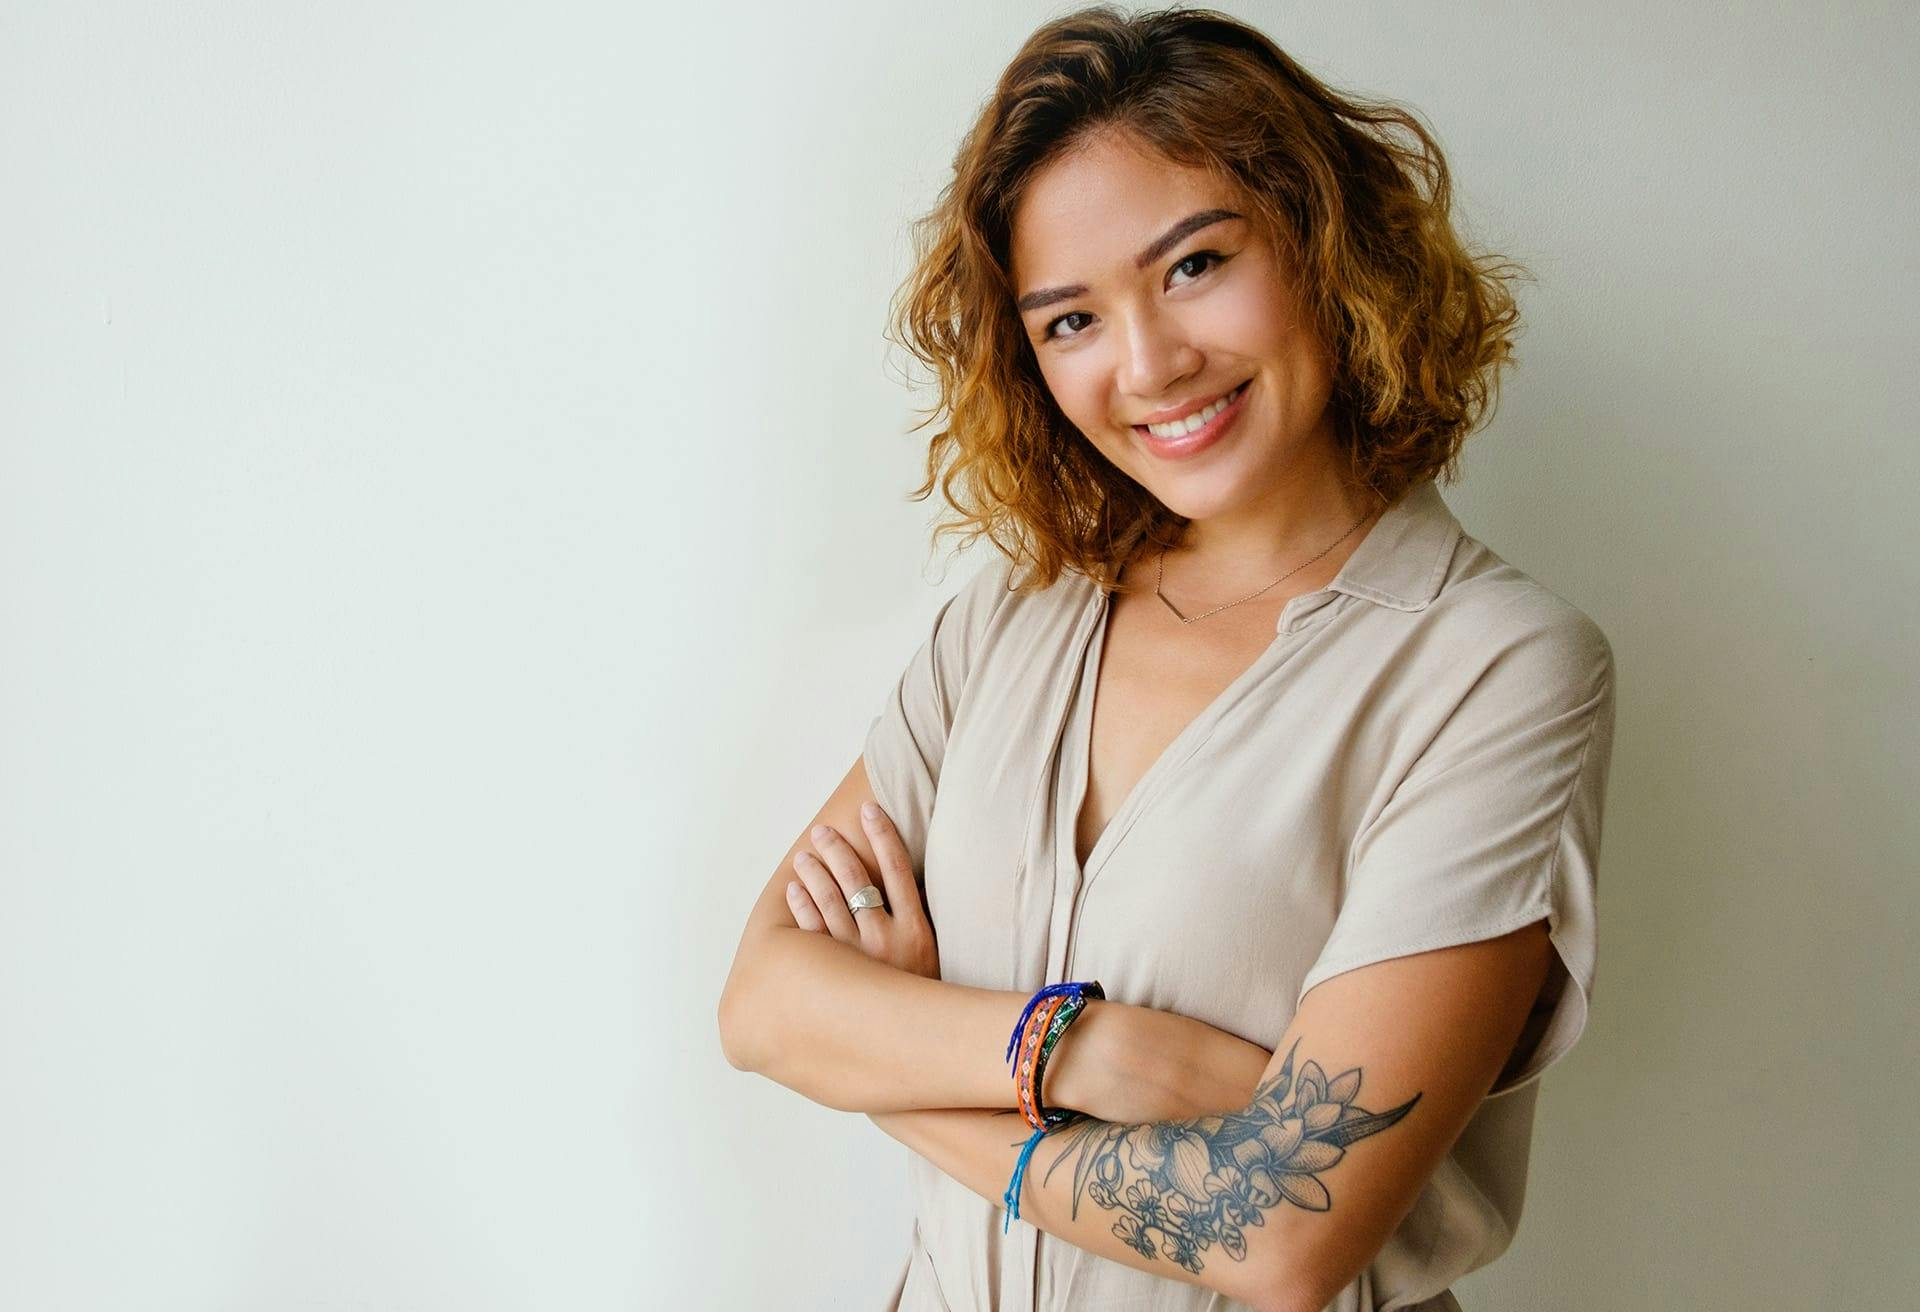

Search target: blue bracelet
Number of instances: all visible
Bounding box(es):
[1001,980,1104,1232]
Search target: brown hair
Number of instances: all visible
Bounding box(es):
[885,4,1530,593]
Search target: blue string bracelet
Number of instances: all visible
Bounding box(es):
[1001,980,1104,1232]
[1003,1124,1050,1232]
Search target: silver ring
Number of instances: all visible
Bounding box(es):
[847,885,885,914]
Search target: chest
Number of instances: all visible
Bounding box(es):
[918,574,1418,1011]
[1073,590,1293,867]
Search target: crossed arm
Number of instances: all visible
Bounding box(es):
[718,757,1554,1312]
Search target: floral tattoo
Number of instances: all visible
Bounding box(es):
[1032,1038,1420,1275]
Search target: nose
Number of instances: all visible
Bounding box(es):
[1115,311,1204,409]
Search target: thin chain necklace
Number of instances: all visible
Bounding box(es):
[1153,504,1377,625]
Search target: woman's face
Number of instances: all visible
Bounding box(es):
[1008,132,1341,525]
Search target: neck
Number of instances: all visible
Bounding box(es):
[1169,461,1384,591]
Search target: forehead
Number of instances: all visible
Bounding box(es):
[1010,133,1232,280]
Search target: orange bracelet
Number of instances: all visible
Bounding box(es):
[1001,980,1106,1231]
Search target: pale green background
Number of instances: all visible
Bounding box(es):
[2,1,1913,1308]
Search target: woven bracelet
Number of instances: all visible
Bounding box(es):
[1001,980,1105,1231]
[1014,993,1066,1130]
[1028,993,1089,1129]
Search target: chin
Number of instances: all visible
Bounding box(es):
[1155,488,1240,522]
[1131,455,1263,521]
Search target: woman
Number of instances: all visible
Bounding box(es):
[718,7,1617,1311]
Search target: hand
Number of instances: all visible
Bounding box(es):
[786,801,941,980]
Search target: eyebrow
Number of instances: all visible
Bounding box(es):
[1015,208,1244,315]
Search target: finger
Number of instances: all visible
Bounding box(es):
[809,823,889,922]
[858,802,926,927]
[792,850,859,942]
[785,880,827,933]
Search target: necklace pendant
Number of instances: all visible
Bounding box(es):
[1154,590,1196,624]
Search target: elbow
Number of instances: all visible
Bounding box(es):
[1250,1250,1362,1312]
[1244,1281,1332,1312]
[717,976,765,1073]
[1251,1290,1328,1312]
[719,927,796,1074]
[718,982,863,1112]
[1249,1290,1331,1312]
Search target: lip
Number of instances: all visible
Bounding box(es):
[1132,380,1250,460]
[1133,382,1244,426]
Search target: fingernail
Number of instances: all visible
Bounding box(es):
[861,802,880,821]
[811,824,830,842]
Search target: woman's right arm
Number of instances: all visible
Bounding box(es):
[716,755,1272,1120]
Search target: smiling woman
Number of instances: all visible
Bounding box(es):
[718,7,1615,1312]
[883,10,1526,603]
[1007,140,1354,536]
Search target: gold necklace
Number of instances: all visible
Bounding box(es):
[1153,504,1377,624]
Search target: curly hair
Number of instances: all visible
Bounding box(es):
[885,4,1530,594]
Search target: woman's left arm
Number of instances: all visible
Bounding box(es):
[859,924,1553,1312]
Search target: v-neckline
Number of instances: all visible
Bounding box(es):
[1062,582,1294,882]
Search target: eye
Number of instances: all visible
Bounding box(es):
[1170,249,1226,286]
[1043,310,1094,341]
[1040,250,1231,343]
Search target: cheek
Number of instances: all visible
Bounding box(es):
[1214,275,1302,353]
[1040,367,1133,470]
[1218,288,1334,410]
[1039,360,1109,434]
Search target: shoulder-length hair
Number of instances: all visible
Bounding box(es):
[886,4,1529,594]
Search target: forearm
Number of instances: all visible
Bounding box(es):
[866,1103,1304,1312]
[720,925,1034,1112]
[723,927,1273,1120]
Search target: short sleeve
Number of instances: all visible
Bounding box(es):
[1297,602,1618,1096]
[860,556,1014,876]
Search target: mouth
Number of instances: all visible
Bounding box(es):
[1131,379,1251,460]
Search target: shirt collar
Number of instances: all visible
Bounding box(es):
[1324,477,1463,613]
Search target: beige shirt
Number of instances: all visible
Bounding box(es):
[863,477,1618,1312]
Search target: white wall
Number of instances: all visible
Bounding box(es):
[2,1,1913,1307]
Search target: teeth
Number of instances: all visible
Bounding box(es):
[1145,384,1241,438]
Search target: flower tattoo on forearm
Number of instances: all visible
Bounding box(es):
[1035,1038,1420,1275]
